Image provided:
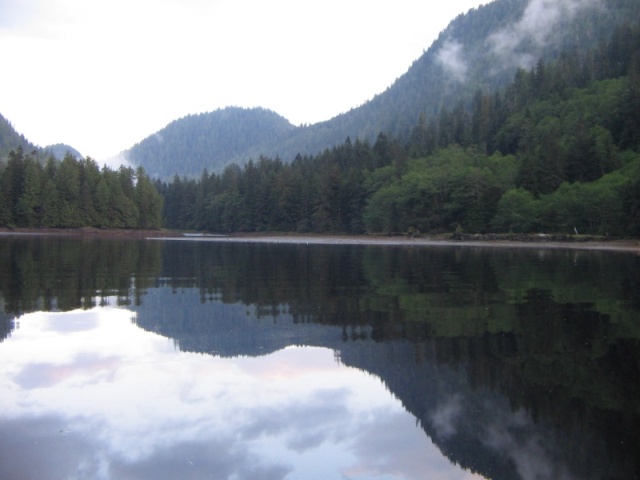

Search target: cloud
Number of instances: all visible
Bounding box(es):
[436,40,468,82]
[102,152,134,170]
[0,0,38,29]
[488,0,603,69]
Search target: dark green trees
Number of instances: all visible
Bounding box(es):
[0,150,163,229]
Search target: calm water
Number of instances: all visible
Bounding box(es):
[1,236,639,480]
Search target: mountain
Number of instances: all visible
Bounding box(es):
[43,143,83,160]
[126,107,296,179]
[127,0,640,179]
[0,113,37,161]
[1,113,83,163]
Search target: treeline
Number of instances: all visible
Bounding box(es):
[158,23,640,237]
[0,148,163,229]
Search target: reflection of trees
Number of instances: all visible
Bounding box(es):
[0,236,162,337]
[153,241,640,479]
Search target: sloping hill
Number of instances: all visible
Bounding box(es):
[43,144,83,160]
[1,114,83,162]
[126,0,640,179]
[0,113,37,161]
[126,107,296,179]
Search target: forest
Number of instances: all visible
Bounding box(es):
[0,149,163,229]
[156,23,640,237]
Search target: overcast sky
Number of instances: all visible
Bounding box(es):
[0,0,486,162]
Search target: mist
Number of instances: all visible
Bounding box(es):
[436,40,468,82]
[487,0,604,69]
[101,152,135,171]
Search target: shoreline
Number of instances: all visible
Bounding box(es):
[0,227,178,239]
[2,227,639,253]
[164,234,640,253]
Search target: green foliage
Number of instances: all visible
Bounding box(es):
[0,149,163,230]
[491,188,540,233]
[539,157,638,236]
[363,146,517,234]
[490,155,640,236]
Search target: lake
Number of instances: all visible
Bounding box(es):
[1,235,639,480]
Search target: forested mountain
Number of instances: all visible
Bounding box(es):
[126,107,296,179]
[43,143,83,161]
[158,20,640,237]
[0,114,37,161]
[127,0,640,179]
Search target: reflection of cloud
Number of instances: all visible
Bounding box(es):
[14,354,119,389]
[481,408,574,480]
[111,439,291,480]
[0,307,485,479]
[46,310,99,332]
[0,416,291,480]
[345,408,487,480]
[430,395,462,439]
[239,388,350,453]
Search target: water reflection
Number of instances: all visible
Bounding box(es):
[1,236,640,479]
[0,306,482,480]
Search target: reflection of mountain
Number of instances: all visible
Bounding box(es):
[341,338,639,480]
[0,308,14,343]
[134,282,639,480]
[135,286,346,357]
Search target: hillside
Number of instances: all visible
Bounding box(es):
[157,18,640,237]
[126,107,296,179]
[43,143,83,160]
[0,114,37,161]
[126,0,640,179]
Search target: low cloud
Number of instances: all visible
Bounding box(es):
[488,0,603,69]
[101,152,134,170]
[436,40,468,82]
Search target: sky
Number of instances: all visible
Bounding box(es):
[0,0,486,163]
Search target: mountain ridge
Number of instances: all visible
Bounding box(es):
[0,113,82,162]
[126,0,640,179]
[4,0,639,178]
